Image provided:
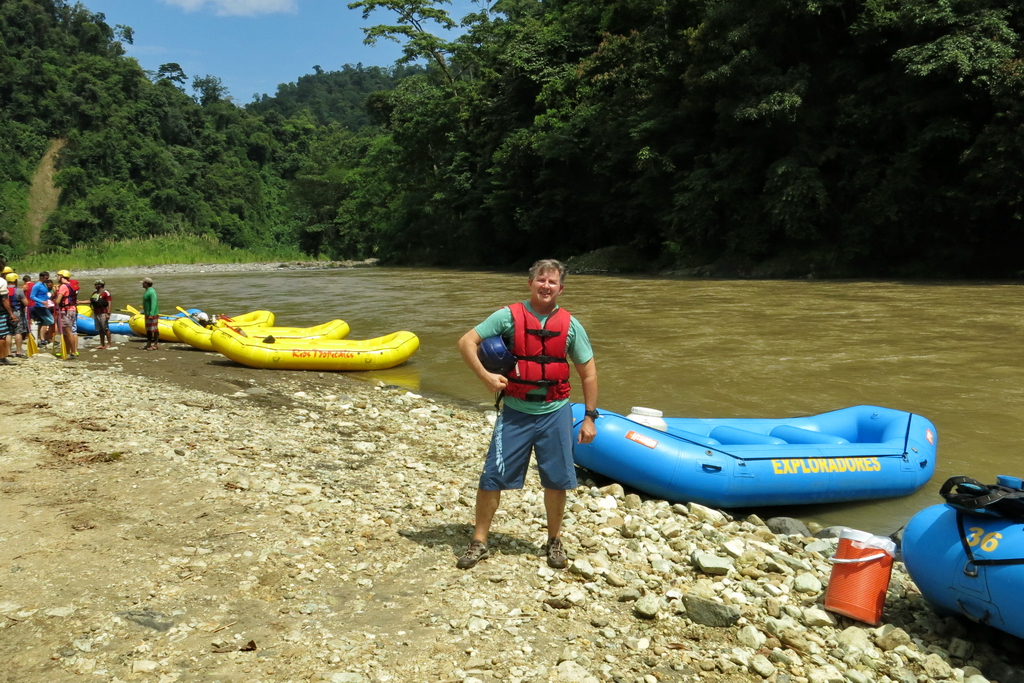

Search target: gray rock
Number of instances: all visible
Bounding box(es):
[807,665,845,683]
[682,594,740,627]
[773,552,812,572]
[804,539,838,556]
[737,624,766,649]
[650,558,675,575]
[948,636,973,660]
[693,552,734,575]
[749,654,776,678]
[600,483,625,497]
[836,626,873,653]
[844,670,872,683]
[815,526,849,539]
[802,607,836,627]
[874,626,911,651]
[623,494,642,510]
[689,503,727,525]
[321,674,368,683]
[766,517,811,537]
[604,572,627,587]
[633,595,661,619]
[556,660,599,683]
[119,609,174,632]
[570,558,596,580]
[922,653,953,680]
[466,616,489,632]
[794,572,823,593]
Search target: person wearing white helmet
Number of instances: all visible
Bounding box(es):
[89,279,113,349]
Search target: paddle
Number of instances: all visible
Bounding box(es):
[26,331,37,357]
[54,305,66,359]
[220,319,248,337]
[126,303,140,315]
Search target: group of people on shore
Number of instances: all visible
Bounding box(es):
[1,267,113,363]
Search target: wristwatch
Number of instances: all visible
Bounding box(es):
[584,409,600,420]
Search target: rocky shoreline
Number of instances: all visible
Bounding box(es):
[68,258,381,279]
[1,351,1022,683]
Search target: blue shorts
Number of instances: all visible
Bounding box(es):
[32,307,54,325]
[479,403,577,491]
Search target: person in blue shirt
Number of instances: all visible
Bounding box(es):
[456,259,599,570]
[29,271,55,346]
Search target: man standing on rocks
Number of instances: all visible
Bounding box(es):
[90,279,112,349]
[0,276,13,365]
[456,259,598,570]
[30,271,54,346]
[53,270,79,358]
[141,277,159,351]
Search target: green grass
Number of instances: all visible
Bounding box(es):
[9,235,311,272]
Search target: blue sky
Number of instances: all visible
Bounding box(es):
[82,0,481,104]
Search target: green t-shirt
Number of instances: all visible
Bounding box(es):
[474,302,594,415]
[142,287,158,316]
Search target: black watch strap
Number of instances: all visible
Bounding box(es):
[584,409,599,420]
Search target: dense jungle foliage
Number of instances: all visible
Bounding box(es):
[2,0,1023,276]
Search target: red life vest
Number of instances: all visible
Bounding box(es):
[59,282,78,310]
[503,302,572,402]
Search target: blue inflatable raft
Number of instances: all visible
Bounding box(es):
[569,403,937,508]
[76,311,135,336]
[902,475,1024,640]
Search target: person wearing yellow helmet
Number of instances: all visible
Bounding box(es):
[53,270,80,358]
[5,272,30,358]
[0,272,14,364]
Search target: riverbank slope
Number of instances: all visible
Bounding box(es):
[1,348,1021,683]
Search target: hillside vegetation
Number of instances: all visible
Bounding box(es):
[2,0,1023,276]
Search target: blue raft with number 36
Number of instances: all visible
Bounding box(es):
[569,403,937,508]
[901,475,1024,640]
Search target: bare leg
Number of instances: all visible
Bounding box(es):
[543,488,567,539]
[472,489,501,544]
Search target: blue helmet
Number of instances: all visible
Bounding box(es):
[479,336,516,375]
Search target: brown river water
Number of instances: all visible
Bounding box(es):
[97,268,1024,535]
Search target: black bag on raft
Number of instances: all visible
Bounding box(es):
[940,475,1024,522]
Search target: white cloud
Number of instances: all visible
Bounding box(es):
[162,0,299,17]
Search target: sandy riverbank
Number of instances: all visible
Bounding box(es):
[1,345,1022,683]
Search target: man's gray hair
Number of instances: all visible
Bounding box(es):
[528,259,567,283]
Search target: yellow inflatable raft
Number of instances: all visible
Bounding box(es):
[210,327,419,371]
[127,309,205,342]
[169,310,276,351]
[174,316,350,352]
